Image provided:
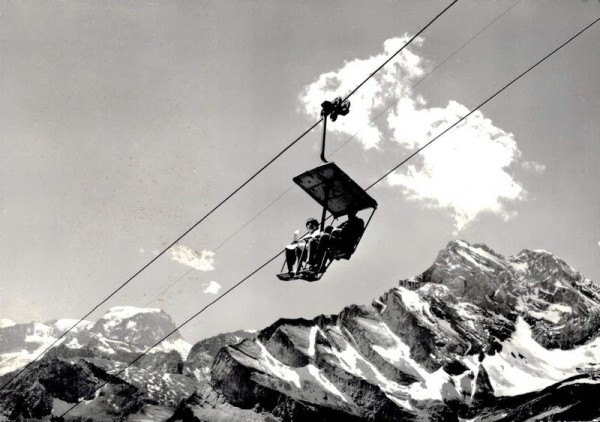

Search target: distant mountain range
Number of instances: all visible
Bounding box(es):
[1,240,599,421]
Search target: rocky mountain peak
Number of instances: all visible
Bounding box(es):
[88,306,182,348]
[202,241,600,421]
[2,241,600,421]
[419,241,600,350]
[183,329,257,382]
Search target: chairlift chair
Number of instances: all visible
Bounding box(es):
[276,162,377,281]
[276,97,377,282]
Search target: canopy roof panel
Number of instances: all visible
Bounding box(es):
[293,162,377,218]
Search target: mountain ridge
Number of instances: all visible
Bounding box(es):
[1,240,599,421]
[196,240,600,420]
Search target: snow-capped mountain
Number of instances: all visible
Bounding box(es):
[78,306,192,358]
[174,241,600,421]
[2,241,600,421]
[0,306,191,380]
[0,306,252,420]
[0,318,94,377]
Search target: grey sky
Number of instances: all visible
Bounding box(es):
[1,0,599,343]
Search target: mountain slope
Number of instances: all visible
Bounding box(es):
[187,240,600,421]
[0,305,259,420]
[2,240,599,421]
[0,306,197,420]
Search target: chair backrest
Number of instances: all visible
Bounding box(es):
[331,219,364,260]
[343,218,364,244]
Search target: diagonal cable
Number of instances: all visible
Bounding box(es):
[0,1,459,393]
[0,120,319,392]
[329,0,523,157]
[343,0,459,101]
[156,0,509,304]
[59,249,284,417]
[367,16,600,190]
[59,16,598,417]
[142,0,518,307]
[144,185,295,307]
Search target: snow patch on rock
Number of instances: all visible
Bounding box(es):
[0,319,16,328]
[326,326,408,397]
[307,364,348,402]
[307,326,318,357]
[256,341,301,388]
[529,304,572,324]
[485,317,600,396]
[101,306,161,330]
[154,338,192,360]
[53,319,93,333]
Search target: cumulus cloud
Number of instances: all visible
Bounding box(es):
[301,36,427,149]
[522,160,546,174]
[169,245,215,271]
[300,34,530,231]
[202,281,222,295]
[387,101,524,231]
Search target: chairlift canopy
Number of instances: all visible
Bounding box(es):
[293,162,377,218]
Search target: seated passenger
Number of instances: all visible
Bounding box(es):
[285,217,320,274]
[329,210,364,257]
[304,210,365,271]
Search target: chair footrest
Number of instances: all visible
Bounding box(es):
[333,251,352,260]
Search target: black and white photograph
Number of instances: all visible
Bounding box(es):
[1,0,599,420]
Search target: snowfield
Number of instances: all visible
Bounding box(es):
[484,317,600,396]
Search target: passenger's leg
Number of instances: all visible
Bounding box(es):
[296,244,307,271]
[285,246,296,273]
[313,234,329,267]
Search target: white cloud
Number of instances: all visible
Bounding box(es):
[169,245,215,271]
[203,280,222,295]
[300,35,528,231]
[522,160,546,174]
[301,36,427,149]
[387,102,524,231]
